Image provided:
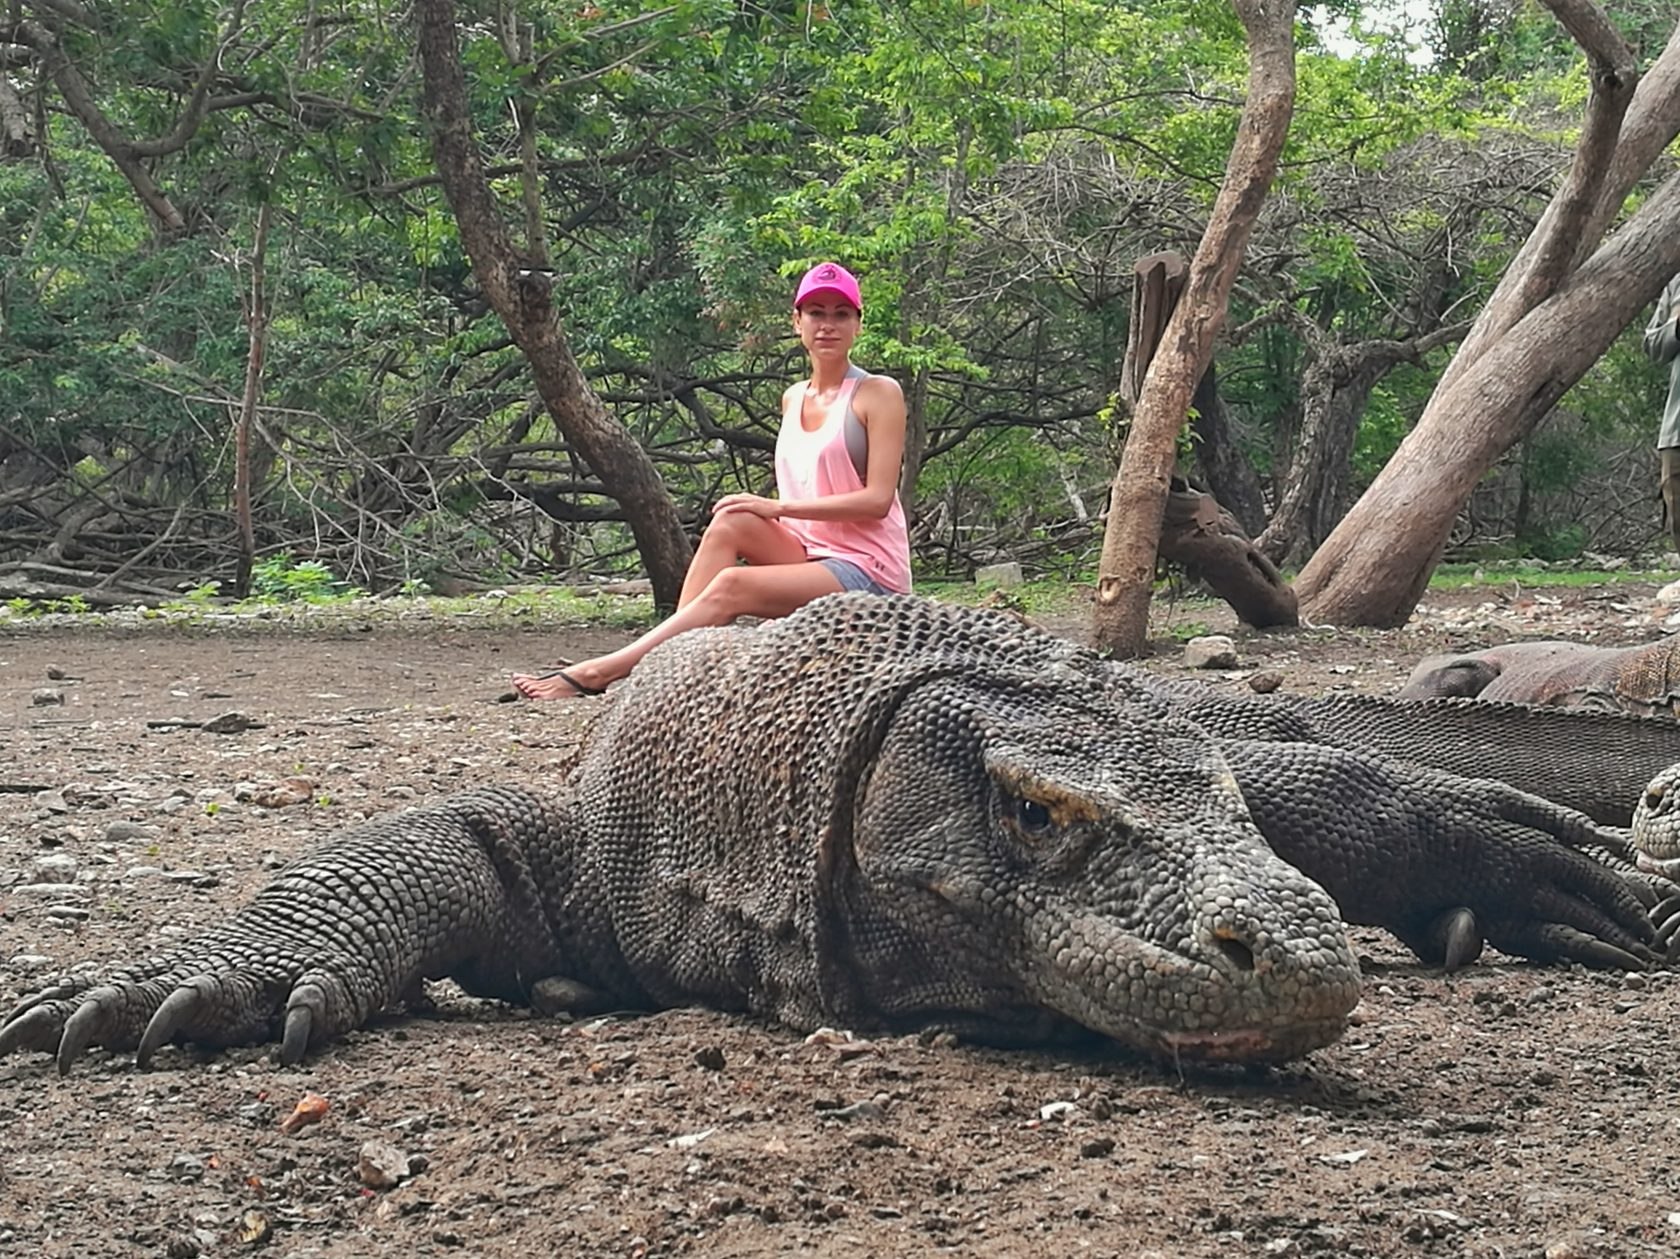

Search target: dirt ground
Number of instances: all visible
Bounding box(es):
[4,582,1680,1259]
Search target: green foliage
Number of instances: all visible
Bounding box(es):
[250,555,358,603]
[2,0,1671,591]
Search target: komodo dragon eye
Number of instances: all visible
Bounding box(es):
[1010,796,1053,834]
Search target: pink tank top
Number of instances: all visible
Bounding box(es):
[773,370,913,594]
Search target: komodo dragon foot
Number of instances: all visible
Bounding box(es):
[1218,740,1668,971]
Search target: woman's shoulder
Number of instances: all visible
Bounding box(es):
[853,370,905,406]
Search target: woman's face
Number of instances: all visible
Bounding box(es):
[794,299,861,362]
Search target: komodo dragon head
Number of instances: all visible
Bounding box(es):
[1633,761,1680,880]
[829,665,1364,1063]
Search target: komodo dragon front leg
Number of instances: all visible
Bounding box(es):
[0,788,573,1073]
[1219,741,1670,970]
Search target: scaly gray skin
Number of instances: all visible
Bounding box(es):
[0,596,1664,1075]
[1633,763,1680,877]
[1153,680,1680,827]
[1396,636,1680,720]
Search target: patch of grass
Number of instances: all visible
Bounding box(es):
[1427,562,1669,591]
[917,577,1093,617]
[1162,620,1213,642]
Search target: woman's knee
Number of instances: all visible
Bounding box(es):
[695,513,753,562]
[695,564,755,616]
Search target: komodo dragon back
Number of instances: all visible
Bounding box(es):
[565,594,1364,1060]
[1398,635,1680,720]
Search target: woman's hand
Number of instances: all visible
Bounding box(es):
[712,494,784,519]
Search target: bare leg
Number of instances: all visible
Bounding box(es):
[676,512,811,608]
[512,558,844,700]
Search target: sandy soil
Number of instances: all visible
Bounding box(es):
[3,584,1680,1258]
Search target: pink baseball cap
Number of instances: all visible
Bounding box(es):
[793,261,862,311]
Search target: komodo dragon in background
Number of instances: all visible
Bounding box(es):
[1396,634,1680,718]
[3,595,1678,1078]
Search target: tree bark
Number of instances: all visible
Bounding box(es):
[1188,363,1269,537]
[1091,0,1297,657]
[232,200,272,598]
[1296,10,1680,627]
[1259,323,1467,567]
[1159,479,1297,628]
[415,0,691,608]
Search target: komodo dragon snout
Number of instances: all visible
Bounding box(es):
[1633,762,1680,881]
[848,677,1363,1062]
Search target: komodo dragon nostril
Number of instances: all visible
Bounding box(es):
[1213,928,1256,972]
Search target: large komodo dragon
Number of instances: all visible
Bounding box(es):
[4,595,1680,1077]
[1397,634,1680,718]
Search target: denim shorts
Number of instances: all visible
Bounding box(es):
[817,557,894,596]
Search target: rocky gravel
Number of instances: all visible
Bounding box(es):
[3,585,1680,1257]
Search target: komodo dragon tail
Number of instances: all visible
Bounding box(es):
[1288,694,1680,826]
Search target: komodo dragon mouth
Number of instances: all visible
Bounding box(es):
[1154,1021,1350,1063]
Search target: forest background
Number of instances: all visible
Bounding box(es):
[2,0,1678,622]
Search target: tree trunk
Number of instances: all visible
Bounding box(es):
[1091,0,1297,657]
[1159,479,1297,628]
[232,200,271,598]
[414,0,691,609]
[1296,9,1680,626]
[1259,323,1465,567]
[1297,185,1680,624]
[1188,364,1268,537]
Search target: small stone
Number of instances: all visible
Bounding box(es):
[824,1098,888,1123]
[356,1140,413,1190]
[45,665,67,680]
[162,870,219,888]
[33,853,78,876]
[31,688,64,707]
[249,777,314,808]
[693,1046,726,1072]
[973,561,1024,588]
[1622,973,1647,990]
[169,1153,206,1181]
[1080,1137,1116,1159]
[1246,670,1284,694]
[7,954,55,970]
[1182,635,1239,670]
[531,976,619,1016]
[666,1128,716,1150]
[33,789,69,814]
[11,883,86,899]
[1526,985,1555,1005]
[104,821,160,843]
[201,711,264,735]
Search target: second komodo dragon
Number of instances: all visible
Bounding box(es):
[1397,634,1680,719]
[3,595,1678,1077]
